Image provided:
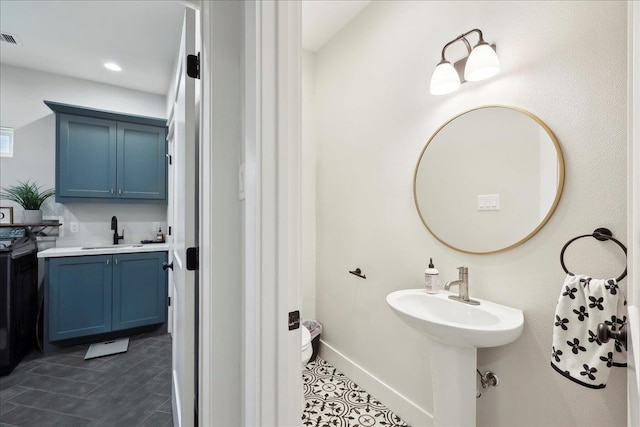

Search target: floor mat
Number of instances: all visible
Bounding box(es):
[84,338,129,360]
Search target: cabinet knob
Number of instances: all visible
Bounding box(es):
[106,259,110,265]
[110,189,114,194]
[118,189,122,195]
[162,262,173,271]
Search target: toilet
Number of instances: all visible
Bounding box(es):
[301,326,312,367]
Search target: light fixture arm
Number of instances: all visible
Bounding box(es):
[440,28,485,61]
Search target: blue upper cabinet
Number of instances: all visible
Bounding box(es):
[46,101,167,203]
[58,114,118,199]
[117,122,166,200]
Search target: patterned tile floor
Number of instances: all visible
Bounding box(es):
[303,356,410,427]
[0,332,172,427]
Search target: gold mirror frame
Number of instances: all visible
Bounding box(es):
[413,105,565,254]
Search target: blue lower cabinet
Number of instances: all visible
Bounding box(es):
[47,252,167,342]
[112,252,167,330]
[48,255,113,341]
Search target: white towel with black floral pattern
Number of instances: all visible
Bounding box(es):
[550,274,627,389]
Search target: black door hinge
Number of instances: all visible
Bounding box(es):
[186,247,199,271]
[187,53,200,79]
[288,310,300,331]
[168,226,172,236]
[168,297,171,307]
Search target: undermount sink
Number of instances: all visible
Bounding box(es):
[81,244,143,250]
[386,289,523,348]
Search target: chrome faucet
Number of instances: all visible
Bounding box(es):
[111,216,124,245]
[444,267,480,305]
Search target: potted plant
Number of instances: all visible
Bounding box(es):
[0,180,55,223]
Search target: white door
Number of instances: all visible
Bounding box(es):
[168,8,198,427]
[628,3,640,426]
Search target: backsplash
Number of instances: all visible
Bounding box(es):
[42,202,167,248]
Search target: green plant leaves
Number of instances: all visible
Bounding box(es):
[0,180,55,210]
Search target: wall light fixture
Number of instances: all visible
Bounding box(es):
[429,29,499,95]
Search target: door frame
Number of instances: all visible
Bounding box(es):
[197,0,302,424]
[627,2,640,426]
[197,0,246,425]
[243,1,302,425]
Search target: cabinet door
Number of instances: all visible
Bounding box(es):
[116,122,167,200]
[112,252,167,330]
[58,114,117,199]
[48,255,112,341]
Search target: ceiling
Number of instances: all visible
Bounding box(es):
[0,1,369,95]
[0,1,185,95]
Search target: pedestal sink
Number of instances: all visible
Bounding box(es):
[386,289,524,427]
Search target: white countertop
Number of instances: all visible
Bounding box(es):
[38,243,170,258]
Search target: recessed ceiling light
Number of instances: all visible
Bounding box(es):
[104,62,122,72]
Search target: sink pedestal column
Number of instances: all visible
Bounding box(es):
[429,341,477,427]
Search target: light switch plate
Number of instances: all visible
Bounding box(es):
[477,194,500,211]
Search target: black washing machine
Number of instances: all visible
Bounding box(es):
[0,227,38,376]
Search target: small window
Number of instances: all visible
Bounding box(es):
[0,127,13,158]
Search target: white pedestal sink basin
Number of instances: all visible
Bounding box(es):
[386,289,524,427]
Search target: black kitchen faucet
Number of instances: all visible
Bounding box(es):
[111,216,124,245]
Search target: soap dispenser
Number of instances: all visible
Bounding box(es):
[425,258,439,294]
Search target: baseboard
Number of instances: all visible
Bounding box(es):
[319,339,433,427]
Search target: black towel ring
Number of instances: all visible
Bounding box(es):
[560,228,627,282]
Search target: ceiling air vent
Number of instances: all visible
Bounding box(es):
[0,33,21,45]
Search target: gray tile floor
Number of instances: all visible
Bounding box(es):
[0,332,172,427]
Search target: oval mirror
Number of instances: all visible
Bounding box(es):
[414,106,565,254]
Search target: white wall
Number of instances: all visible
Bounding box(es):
[302,51,317,320]
[310,1,628,426]
[0,64,167,247]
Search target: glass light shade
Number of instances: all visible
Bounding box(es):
[430,61,460,95]
[464,43,499,82]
